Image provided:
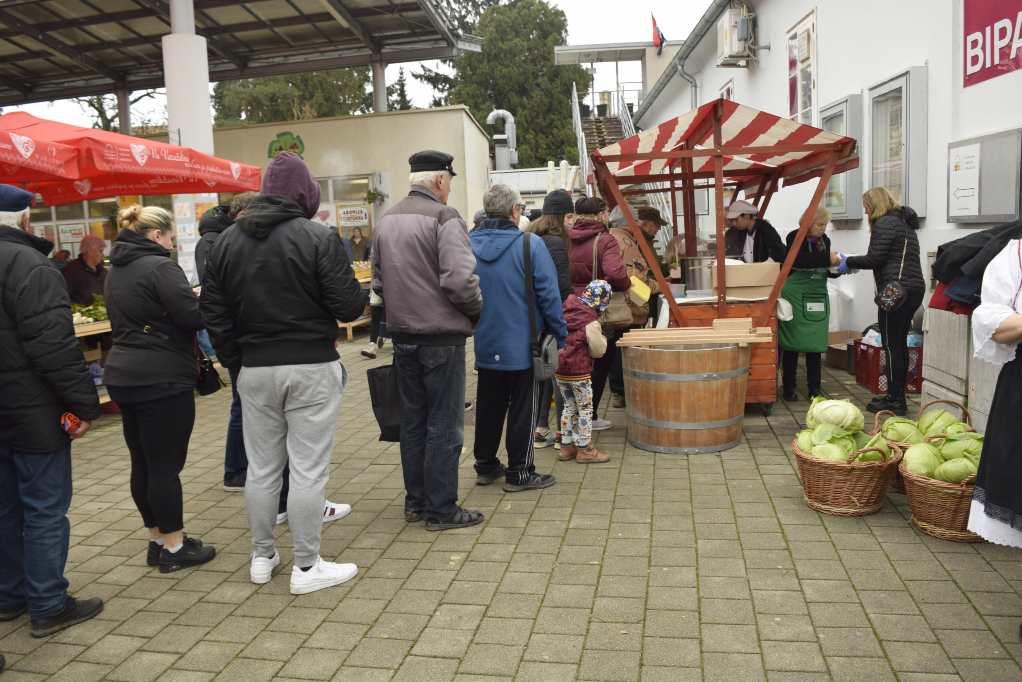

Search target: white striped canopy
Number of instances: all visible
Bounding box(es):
[593,100,857,187]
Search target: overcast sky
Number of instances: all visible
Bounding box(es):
[9,1,710,127]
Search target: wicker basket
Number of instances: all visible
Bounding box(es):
[899,464,982,542]
[792,439,904,516]
[870,401,974,495]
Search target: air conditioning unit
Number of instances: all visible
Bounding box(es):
[716,7,755,67]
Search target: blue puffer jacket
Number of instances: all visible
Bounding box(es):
[470,218,567,371]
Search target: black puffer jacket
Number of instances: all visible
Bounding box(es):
[194,205,232,283]
[201,195,367,370]
[724,218,786,263]
[0,226,100,454]
[540,233,572,301]
[846,206,925,293]
[103,229,205,388]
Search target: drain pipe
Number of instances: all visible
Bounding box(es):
[677,58,698,110]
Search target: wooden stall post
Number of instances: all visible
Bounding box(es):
[680,155,697,257]
[764,152,839,312]
[711,100,728,313]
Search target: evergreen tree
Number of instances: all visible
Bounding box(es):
[412,0,500,105]
[448,0,591,166]
[213,68,369,124]
[390,68,414,110]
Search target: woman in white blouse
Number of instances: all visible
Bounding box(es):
[968,239,1022,546]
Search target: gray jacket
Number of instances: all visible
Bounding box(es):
[372,186,482,343]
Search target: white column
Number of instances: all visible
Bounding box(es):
[117,89,132,135]
[161,0,213,154]
[372,59,387,114]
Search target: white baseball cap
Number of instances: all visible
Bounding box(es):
[726,200,758,219]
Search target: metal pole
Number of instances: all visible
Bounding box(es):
[372,60,387,113]
[117,89,132,135]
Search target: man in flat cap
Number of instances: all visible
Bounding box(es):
[0,184,104,637]
[372,150,484,530]
[723,199,785,264]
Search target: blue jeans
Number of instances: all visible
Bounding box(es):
[224,368,247,478]
[394,344,466,521]
[196,329,217,360]
[0,445,72,618]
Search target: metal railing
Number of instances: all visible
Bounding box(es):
[571,82,592,197]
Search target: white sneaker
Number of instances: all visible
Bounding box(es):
[275,511,288,525]
[361,343,377,359]
[592,418,613,431]
[323,501,352,525]
[290,557,358,595]
[250,551,281,584]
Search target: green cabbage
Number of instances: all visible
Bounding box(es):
[940,435,983,464]
[919,409,960,437]
[861,431,890,459]
[903,443,942,477]
[811,443,849,462]
[881,417,924,444]
[832,435,858,455]
[934,457,977,483]
[854,431,872,450]
[811,423,848,445]
[944,422,972,437]
[855,449,884,463]
[796,429,814,453]
[806,397,865,432]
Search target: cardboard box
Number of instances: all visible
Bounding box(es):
[825,331,861,373]
[710,262,779,299]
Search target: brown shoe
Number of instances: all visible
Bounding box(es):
[557,444,577,461]
[576,446,609,463]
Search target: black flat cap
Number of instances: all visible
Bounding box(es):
[0,184,33,212]
[409,150,456,176]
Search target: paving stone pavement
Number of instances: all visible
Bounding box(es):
[3,340,1022,681]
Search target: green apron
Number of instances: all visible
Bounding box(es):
[778,269,829,353]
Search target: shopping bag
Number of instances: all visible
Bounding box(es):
[367,364,401,442]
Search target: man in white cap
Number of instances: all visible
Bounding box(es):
[723,200,785,264]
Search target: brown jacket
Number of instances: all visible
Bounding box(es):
[372,186,482,343]
[609,227,652,325]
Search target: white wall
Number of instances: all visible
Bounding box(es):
[636,0,1022,332]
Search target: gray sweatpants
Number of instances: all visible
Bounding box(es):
[238,362,346,567]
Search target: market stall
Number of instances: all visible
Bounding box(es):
[591,98,859,410]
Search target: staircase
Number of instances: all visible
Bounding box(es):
[581,117,625,152]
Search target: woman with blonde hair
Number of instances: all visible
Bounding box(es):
[103,204,215,573]
[779,207,841,400]
[839,187,925,415]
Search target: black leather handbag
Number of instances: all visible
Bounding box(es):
[195,343,224,396]
[875,232,908,313]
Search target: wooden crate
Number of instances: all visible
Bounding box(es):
[967,351,1001,417]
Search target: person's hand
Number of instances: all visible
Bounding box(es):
[837,254,849,275]
[829,251,841,267]
[69,420,92,439]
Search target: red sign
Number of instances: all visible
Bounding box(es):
[964,0,1022,87]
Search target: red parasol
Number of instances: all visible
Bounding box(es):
[0,128,80,182]
[0,111,260,205]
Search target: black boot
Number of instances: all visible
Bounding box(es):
[30,596,104,638]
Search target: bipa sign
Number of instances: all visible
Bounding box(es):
[964,0,1022,87]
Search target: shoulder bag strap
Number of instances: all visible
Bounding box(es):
[896,226,908,281]
[591,233,601,279]
[523,234,539,355]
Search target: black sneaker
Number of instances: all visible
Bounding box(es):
[158,537,216,573]
[223,472,246,491]
[0,603,26,621]
[782,390,798,402]
[146,541,162,567]
[476,465,506,486]
[867,395,907,415]
[867,394,893,412]
[425,507,484,531]
[30,596,104,638]
[503,472,556,493]
[405,507,424,523]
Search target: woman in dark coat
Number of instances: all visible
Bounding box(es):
[840,187,925,416]
[568,196,630,430]
[528,190,575,446]
[104,205,215,573]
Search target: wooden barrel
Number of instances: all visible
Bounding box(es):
[623,344,752,454]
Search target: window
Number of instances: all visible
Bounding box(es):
[787,13,816,125]
[720,80,735,101]
[820,94,863,221]
[54,202,85,221]
[868,67,928,216]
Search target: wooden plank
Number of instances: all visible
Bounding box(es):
[618,335,773,347]
[74,321,111,338]
[712,317,753,332]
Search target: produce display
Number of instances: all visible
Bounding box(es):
[72,295,108,324]
[796,398,891,464]
[352,261,372,281]
[896,406,983,484]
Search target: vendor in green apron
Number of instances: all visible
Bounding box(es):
[779,207,841,401]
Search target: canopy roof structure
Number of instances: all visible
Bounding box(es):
[593,99,858,193]
[0,110,261,204]
[0,0,478,107]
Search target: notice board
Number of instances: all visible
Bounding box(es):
[947,128,1022,223]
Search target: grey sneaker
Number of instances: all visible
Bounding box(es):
[611,393,626,408]
[503,472,556,493]
[592,418,613,431]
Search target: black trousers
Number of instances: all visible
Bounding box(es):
[120,391,195,533]
[879,289,924,399]
[591,328,620,412]
[474,368,536,484]
[781,350,822,395]
[369,305,386,344]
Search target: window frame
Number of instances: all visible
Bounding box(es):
[867,66,928,217]
[786,11,817,126]
[820,94,863,223]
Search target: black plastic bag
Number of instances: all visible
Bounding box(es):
[367,364,401,442]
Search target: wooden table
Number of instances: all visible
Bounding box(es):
[74,321,111,338]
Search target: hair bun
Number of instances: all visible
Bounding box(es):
[117,204,144,230]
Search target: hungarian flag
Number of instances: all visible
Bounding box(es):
[652,15,666,56]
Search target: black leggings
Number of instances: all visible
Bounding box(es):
[121,391,195,533]
[781,351,822,394]
[879,289,924,398]
[591,328,620,412]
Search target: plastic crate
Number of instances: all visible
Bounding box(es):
[854,340,922,395]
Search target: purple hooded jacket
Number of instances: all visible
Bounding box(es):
[261,151,321,218]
